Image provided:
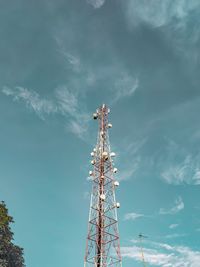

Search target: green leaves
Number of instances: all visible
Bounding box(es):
[0,201,25,267]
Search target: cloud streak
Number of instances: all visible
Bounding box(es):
[55,33,139,107]
[165,233,187,239]
[2,86,89,140]
[124,0,200,28]
[121,240,200,266]
[161,154,200,185]
[123,0,200,70]
[159,196,184,215]
[2,86,57,119]
[124,212,144,221]
[118,157,140,181]
[86,0,106,9]
[169,223,179,229]
[113,74,139,103]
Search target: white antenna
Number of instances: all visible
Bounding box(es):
[138,233,148,267]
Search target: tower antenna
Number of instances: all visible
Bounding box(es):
[84,104,122,267]
[138,233,148,267]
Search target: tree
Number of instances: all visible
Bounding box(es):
[0,201,25,267]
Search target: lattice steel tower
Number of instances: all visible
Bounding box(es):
[84,104,122,267]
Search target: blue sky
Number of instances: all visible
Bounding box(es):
[0,0,200,266]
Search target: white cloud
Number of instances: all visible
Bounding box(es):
[87,0,106,9]
[2,86,14,96]
[159,196,184,215]
[123,1,200,64]
[114,138,146,183]
[67,120,88,140]
[169,224,179,229]
[2,86,89,140]
[66,53,80,71]
[125,138,147,156]
[165,233,187,239]
[124,0,200,28]
[113,74,139,103]
[122,245,175,266]
[160,138,200,186]
[55,36,81,73]
[118,157,140,181]
[55,86,78,115]
[161,154,200,185]
[2,86,57,119]
[62,52,81,72]
[55,34,139,105]
[124,212,144,221]
[121,241,200,266]
[55,86,90,140]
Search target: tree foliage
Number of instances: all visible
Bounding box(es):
[0,201,25,267]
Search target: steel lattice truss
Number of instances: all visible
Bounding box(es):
[84,104,122,267]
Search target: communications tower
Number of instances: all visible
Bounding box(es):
[84,104,122,267]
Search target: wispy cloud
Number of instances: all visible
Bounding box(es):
[118,157,140,181]
[161,154,200,185]
[65,53,80,72]
[2,86,57,119]
[121,240,200,266]
[124,212,144,221]
[86,0,106,9]
[159,138,200,185]
[125,138,147,156]
[123,1,200,64]
[115,138,146,182]
[169,223,179,229]
[61,51,81,72]
[55,86,90,140]
[124,0,200,28]
[113,74,139,103]
[2,86,89,140]
[55,86,78,115]
[165,233,187,239]
[55,36,81,73]
[55,33,139,106]
[159,196,184,215]
[67,120,88,140]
